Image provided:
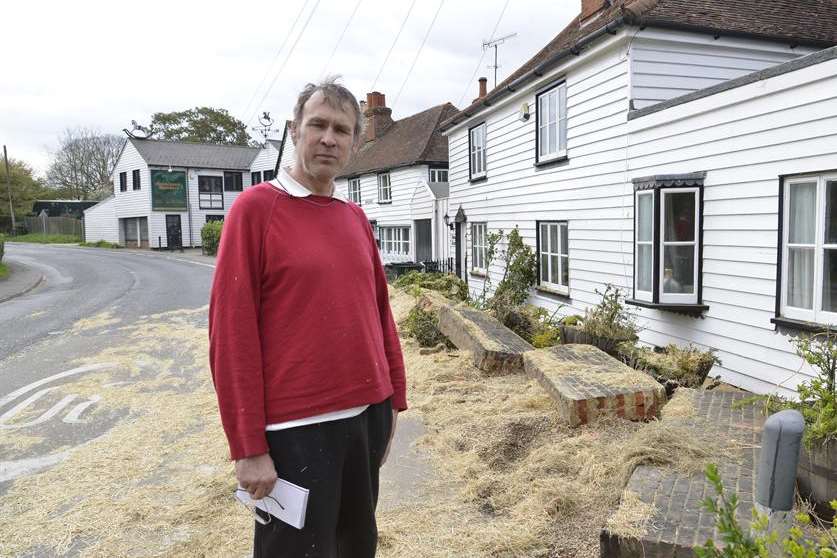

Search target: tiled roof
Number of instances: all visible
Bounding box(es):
[338,102,459,178]
[129,138,259,170]
[441,0,837,131]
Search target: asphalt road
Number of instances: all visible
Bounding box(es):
[0,244,215,490]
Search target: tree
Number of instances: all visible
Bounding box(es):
[137,107,252,146]
[0,157,50,223]
[46,128,125,201]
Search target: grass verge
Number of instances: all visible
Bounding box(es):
[6,233,82,243]
[0,262,9,280]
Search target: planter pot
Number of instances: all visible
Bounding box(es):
[797,437,837,521]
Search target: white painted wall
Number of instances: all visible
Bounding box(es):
[630,28,818,110]
[113,141,151,221]
[626,54,837,396]
[250,142,280,178]
[83,197,118,244]
[278,133,297,171]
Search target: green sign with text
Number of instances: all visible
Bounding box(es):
[151,170,187,211]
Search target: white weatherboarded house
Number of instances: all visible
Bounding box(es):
[440,0,836,396]
[331,92,458,265]
[86,138,281,248]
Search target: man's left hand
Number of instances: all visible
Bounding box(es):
[380,409,399,466]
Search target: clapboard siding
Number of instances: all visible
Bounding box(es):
[624,55,837,393]
[250,143,280,178]
[630,28,818,110]
[113,141,150,220]
[83,197,118,244]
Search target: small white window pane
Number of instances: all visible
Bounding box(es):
[637,194,653,242]
[664,192,695,242]
[549,225,558,253]
[560,225,568,256]
[540,254,548,282]
[550,255,559,284]
[637,244,652,292]
[826,181,837,245]
[561,256,569,286]
[788,182,817,244]
[787,247,815,309]
[540,224,547,251]
[823,248,837,312]
[548,91,557,123]
[663,245,695,294]
[558,85,567,151]
[548,120,556,154]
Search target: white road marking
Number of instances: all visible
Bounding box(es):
[0,388,80,429]
[63,395,101,423]
[0,363,114,411]
[0,450,72,483]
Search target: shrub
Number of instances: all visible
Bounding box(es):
[400,305,452,348]
[581,285,638,342]
[393,271,469,302]
[201,220,224,256]
[500,304,561,348]
[622,343,720,388]
[489,227,537,323]
[561,314,583,326]
[0,233,4,263]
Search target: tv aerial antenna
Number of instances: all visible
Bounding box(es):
[483,32,517,88]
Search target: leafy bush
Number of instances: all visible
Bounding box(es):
[581,285,638,343]
[393,271,469,302]
[489,227,537,324]
[0,233,4,263]
[500,304,561,348]
[696,463,837,557]
[621,343,720,388]
[561,314,582,326]
[400,305,452,348]
[201,220,224,256]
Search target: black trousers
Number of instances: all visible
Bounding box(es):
[253,398,393,558]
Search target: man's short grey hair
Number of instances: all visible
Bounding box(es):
[293,76,364,143]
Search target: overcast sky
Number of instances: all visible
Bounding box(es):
[1,0,578,178]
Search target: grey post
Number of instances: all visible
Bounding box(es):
[755,409,804,550]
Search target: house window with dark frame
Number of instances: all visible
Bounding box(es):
[629,173,706,313]
[469,123,487,180]
[536,82,568,163]
[251,171,262,185]
[119,172,127,192]
[263,169,275,181]
[377,172,391,203]
[348,177,362,204]
[778,172,837,326]
[198,176,224,209]
[537,221,569,295]
[223,171,243,192]
[429,168,448,183]
[132,169,141,191]
[471,222,488,273]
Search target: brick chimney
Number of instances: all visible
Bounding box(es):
[364,91,393,142]
[581,0,610,21]
[472,77,488,104]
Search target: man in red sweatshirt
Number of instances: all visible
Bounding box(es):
[209,77,407,557]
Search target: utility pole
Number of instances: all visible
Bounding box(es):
[2,146,16,235]
[483,32,517,88]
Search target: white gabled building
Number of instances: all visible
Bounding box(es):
[440,0,836,396]
[85,137,281,248]
[331,92,458,266]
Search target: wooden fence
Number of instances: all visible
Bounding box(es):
[23,215,83,237]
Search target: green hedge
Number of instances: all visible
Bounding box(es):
[201,220,224,256]
[0,234,4,263]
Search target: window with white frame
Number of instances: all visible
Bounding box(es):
[348,177,362,204]
[631,173,704,308]
[379,226,410,256]
[781,173,837,324]
[469,123,486,180]
[429,168,448,183]
[377,173,391,203]
[536,82,568,163]
[538,221,569,294]
[471,222,488,273]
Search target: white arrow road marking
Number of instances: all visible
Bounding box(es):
[63,395,102,423]
[0,362,115,411]
[0,450,72,483]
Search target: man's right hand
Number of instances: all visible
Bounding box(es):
[236,453,278,500]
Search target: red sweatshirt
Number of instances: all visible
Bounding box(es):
[208,183,407,461]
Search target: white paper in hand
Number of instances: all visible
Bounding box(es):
[235,478,310,529]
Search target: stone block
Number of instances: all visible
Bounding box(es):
[523,344,665,426]
[437,304,533,375]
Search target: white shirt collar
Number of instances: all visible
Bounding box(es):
[270,166,347,203]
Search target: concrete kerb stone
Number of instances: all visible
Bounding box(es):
[437,304,533,375]
[523,344,666,427]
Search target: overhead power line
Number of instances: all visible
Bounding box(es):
[370,0,418,92]
[239,0,310,121]
[247,0,322,126]
[457,0,510,107]
[392,0,445,112]
[319,0,364,80]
